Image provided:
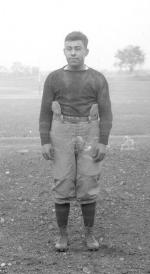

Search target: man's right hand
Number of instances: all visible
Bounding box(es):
[41,144,54,160]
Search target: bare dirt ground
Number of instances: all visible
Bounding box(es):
[0,136,150,274]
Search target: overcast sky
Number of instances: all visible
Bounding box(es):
[0,0,150,71]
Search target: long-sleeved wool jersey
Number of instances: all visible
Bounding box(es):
[39,66,113,145]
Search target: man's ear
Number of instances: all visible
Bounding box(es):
[85,48,89,56]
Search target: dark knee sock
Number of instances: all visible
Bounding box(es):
[81,202,96,227]
[55,203,70,228]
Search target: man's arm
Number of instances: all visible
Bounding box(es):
[97,76,113,145]
[39,74,55,145]
[91,75,112,162]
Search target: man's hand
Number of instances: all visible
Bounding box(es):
[91,143,106,162]
[41,144,54,160]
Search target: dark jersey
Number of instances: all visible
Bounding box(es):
[39,67,113,145]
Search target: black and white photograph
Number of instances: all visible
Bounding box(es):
[0,0,150,273]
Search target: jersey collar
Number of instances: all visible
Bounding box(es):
[64,65,89,71]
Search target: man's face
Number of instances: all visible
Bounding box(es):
[64,40,89,69]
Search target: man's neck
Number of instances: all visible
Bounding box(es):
[64,64,88,71]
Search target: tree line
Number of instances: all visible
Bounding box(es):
[0,46,146,75]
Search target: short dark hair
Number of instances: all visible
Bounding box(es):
[65,31,88,48]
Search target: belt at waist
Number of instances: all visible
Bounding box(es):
[53,114,98,123]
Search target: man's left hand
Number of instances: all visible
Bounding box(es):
[92,143,106,162]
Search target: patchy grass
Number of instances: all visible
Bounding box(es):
[0,78,150,273]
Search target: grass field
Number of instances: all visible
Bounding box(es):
[109,77,150,135]
[0,77,150,137]
[0,78,150,274]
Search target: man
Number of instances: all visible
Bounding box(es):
[39,31,112,251]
